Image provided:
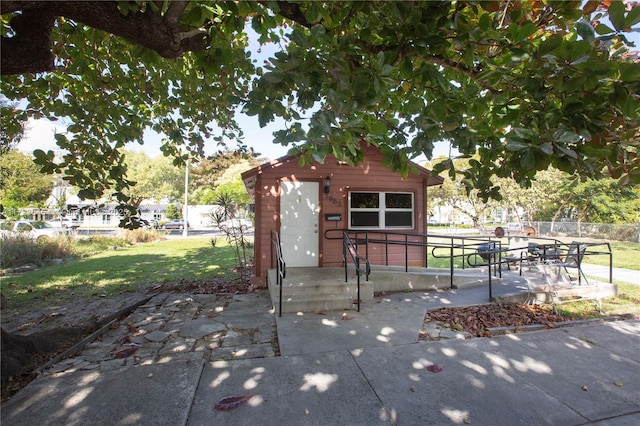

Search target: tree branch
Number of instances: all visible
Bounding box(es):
[164,0,189,24]
[263,1,311,27]
[1,1,208,75]
[1,9,56,74]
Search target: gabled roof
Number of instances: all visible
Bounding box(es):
[241,145,444,200]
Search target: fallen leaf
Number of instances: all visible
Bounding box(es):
[214,395,255,412]
[614,381,623,387]
[427,364,444,373]
[113,347,138,358]
[127,321,138,334]
[463,418,471,424]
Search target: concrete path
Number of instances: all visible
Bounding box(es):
[581,264,639,286]
[2,287,639,425]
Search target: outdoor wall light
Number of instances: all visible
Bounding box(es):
[324,176,331,194]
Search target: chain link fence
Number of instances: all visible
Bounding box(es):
[528,222,640,243]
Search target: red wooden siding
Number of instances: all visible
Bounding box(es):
[242,145,442,284]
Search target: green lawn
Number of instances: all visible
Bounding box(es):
[581,241,640,270]
[1,237,238,308]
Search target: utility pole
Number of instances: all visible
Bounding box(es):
[183,158,189,237]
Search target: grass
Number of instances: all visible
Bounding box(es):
[1,237,238,308]
[581,241,640,270]
[1,233,637,320]
[556,281,640,319]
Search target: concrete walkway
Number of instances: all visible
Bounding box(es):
[581,264,639,286]
[2,280,639,425]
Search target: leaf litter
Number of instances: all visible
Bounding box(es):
[421,302,574,339]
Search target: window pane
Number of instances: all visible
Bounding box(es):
[385,193,412,209]
[351,212,379,227]
[385,211,413,227]
[351,192,379,209]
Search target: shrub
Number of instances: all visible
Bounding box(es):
[39,235,77,260]
[119,228,165,244]
[0,233,76,269]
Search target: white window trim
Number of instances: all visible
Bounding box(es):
[348,191,414,229]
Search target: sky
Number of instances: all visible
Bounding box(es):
[16,114,457,164]
[15,11,639,165]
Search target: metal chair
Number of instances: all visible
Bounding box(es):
[540,241,601,313]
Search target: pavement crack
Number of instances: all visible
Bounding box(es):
[349,350,398,425]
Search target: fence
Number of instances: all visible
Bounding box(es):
[527,222,640,243]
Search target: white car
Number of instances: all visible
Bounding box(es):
[2,220,71,241]
[220,219,253,232]
[49,217,82,229]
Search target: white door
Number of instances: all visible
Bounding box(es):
[280,181,319,267]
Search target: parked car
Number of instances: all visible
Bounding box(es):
[49,217,82,229]
[220,218,253,232]
[161,219,189,230]
[1,220,71,241]
[140,219,159,229]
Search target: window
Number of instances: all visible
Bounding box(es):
[349,191,414,229]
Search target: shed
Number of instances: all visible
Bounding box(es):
[241,144,444,285]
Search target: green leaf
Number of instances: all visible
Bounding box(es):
[619,63,640,81]
[594,23,615,35]
[370,120,387,135]
[289,29,309,48]
[479,13,490,31]
[540,142,554,155]
[310,24,326,41]
[520,150,535,170]
[516,22,537,42]
[626,4,640,27]
[538,34,563,56]
[557,145,578,159]
[553,129,581,144]
[576,19,595,43]
[608,1,625,31]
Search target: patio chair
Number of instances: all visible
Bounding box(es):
[505,236,530,276]
[538,241,601,313]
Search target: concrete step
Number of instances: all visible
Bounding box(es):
[272,293,354,314]
[268,267,374,313]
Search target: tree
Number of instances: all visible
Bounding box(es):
[190,151,262,205]
[555,178,640,223]
[496,168,566,225]
[0,99,24,155]
[0,150,54,209]
[123,151,184,207]
[1,1,639,219]
[427,156,495,227]
[190,150,261,189]
[164,204,180,220]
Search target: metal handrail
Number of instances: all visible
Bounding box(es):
[270,230,286,317]
[327,228,496,288]
[342,232,370,312]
